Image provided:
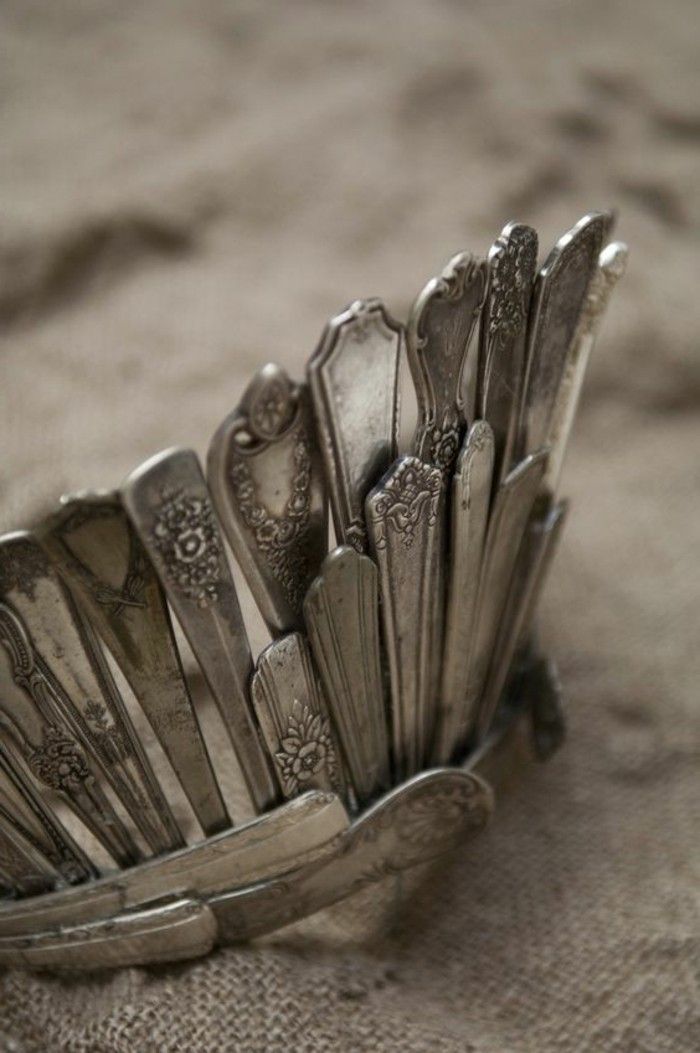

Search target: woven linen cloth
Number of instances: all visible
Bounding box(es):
[0,2,698,1050]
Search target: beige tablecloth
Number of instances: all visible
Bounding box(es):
[0,2,698,1050]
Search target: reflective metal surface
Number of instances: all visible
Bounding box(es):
[0,790,348,937]
[0,897,217,971]
[408,252,488,472]
[304,546,390,803]
[0,739,96,886]
[208,365,327,634]
[366,456,445,778]
[544,242,629,493]
[308,299,401,552]
[122,447,277,814]
[463,448,549,744]
[36,494,227,837]
[0,530,179,855]
[519,211,612,457]
[212,767,493,943]
[433,421,495,764]
[0,213,625,971]
[477,223,538,483]
[480,499,568,732]
[251,632,347,801]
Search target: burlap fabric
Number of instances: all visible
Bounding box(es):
[1,2,698,1050]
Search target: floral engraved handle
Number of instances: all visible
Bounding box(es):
[408,253,488,474]
[208,364,328,633]
[275,700,338,798]
[251,632,347,802]
[150,487,223,608]
[0,600,140,865]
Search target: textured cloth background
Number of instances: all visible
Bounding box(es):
[1,1,699,1050]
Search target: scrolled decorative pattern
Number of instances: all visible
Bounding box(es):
[29,726,90,795]
[230,435,312,609]
[367,457,442,550]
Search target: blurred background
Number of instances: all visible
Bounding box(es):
[0,2,698,1051]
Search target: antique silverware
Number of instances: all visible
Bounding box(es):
[433,421,495,764]
[0,897,218,971]
[518,211,612,458]
[0,739,95,887]
[463,448,549,745]
[479,499,568,733]
[250,632,347,801]
[0,790,347,936]
[543,242,629,494]
[208,365,327,634]
[0,213,625,970]
[0,597,141,866]
[122,448,278,814]
[36,494,228,837]
[304,546,391,804]
[0,530,178,855]
[477,223,538,484]
[308,299,402,552]
[212,768,493,943]
[407,252,488,472]
[366,456,444,778]
[0,821,60,898]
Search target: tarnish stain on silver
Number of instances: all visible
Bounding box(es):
[477,224,538,483]
[36,493,229,838]
[304,546,390,804]
[308,299,402,552]
[544,242,628,493]
[366,456,444,778]
[0,530,180,855]
[122,448,278,815]
[208,365,328,634]
[433,421,495,764]
[462,448,549,744]
[480,500,568,727]
[0,739,96,887]
[212,768,494,943]
[407,252,488,473]
[519,211,612,457]
[251,633,347,801]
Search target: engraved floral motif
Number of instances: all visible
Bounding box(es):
[151,487,222,607]
[275,700,337,796]
[417,407,462,473]
[30,725,90,794]
[369,458,442,549]
[488,228,537,343]
[230,436,312,608]
[0,540,50,601]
